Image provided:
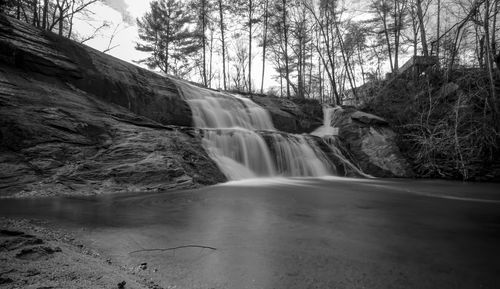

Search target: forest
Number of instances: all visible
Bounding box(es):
[1,0,499,180]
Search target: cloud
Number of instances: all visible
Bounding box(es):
[103,0,134,24]
[124,0,153,20]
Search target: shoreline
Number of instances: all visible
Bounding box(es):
[0,217,163,289]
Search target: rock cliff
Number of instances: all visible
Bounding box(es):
[0,15,226,197]
[0,14,192,127]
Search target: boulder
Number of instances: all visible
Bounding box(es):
[331,107,414,178]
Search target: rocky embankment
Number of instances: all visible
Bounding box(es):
[0,14,226,198]
[0,218,162,289]
[330,107,414,178]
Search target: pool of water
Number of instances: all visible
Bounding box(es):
[1,178,499,289]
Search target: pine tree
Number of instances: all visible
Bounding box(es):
[190,0,214,87]
[136,0,201,76]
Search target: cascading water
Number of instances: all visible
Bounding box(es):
[173,80,335,180]
[268,133,332,176]
[312,106,371,178]
[201,129,276,179]
[311,106,339,137]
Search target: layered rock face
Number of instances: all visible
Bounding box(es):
[0,15,226,197]
[330,107,414,177]
[0,14,192,127]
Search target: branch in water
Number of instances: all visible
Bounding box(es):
[129,245,217,254]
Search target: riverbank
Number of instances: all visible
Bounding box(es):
[0,217,163,289]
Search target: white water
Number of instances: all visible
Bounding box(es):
[311,106,371,178]
[202,129,276,178]
[311,106,339,137]
[174,80,334,180]
[269,134,332,176]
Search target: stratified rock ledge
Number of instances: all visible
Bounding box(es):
[0,15,226,198]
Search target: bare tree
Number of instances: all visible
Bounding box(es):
[218,0,228,90]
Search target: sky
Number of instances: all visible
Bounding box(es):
[73,0,152,65]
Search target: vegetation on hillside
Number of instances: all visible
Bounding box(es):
[361,67,499,180]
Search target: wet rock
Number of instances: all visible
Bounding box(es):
[117,280,126,289]
[0,230,25,237]
[15,246,62,261]
[0,277,13,284]
[0,229,45,251]
[0,236,44,251]
[146,281,163,289]
[331,107,414,177]
[25,268,40,277]
[252,96,323,133]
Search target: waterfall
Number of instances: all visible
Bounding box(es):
[311,106,339,137]
[311,106,371,178]
[266,133,333,176]
[173,80,334,180]
[201,129,276,179]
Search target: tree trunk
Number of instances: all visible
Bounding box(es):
[436,0,441,58]
[58,5,63,36]
[201,0,207,87]
[282,0,290,98]
[382,11,394,72]
[393,0,399,70]
[334,19,357,103]
[248,0,252,93]
[308,39,313,97]
[484,0,497,116]
[260,0,268,94]
[297,28,303,98]
[16,0,21,20]
[314,41,336,104]
[209,29,214,88]
[357,45,366,85]
[165,14,170,74]
[492,0,498,55]
[42,0,48,29]
[32,0,38,26]
[318,57,322,102]
[416,0,429,56]
[218,0,227,90]
[67,1,75,38]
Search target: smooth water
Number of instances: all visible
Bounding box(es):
[174,81,335,179]
[1,179,499,289]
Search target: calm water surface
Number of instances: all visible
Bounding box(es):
[1,177,500,289]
